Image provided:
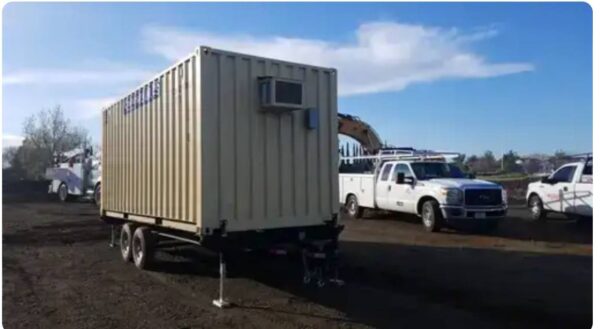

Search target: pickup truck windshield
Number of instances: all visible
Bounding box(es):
[411,162,465,180]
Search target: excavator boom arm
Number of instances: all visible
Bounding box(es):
[338,113,383,154]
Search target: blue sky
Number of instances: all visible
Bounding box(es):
[2,2,592,156]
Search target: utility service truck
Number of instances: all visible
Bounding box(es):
[527,153,593,221]
[101,46,342,307]
[46,147,101,204]
[340,149,508,232]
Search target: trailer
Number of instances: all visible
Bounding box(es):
[101,46,342,306]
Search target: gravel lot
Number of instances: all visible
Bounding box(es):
[2,189,592,329]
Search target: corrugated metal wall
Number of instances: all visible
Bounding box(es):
[103,53,201,227]
[103,47,338,233]
[200,48,338,232]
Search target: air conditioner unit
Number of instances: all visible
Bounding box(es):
[259,77,304,111]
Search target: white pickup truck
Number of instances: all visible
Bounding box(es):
[339,152,508,232]
[526,156,593,221]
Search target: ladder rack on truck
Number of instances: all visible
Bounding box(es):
[568,153,593,161]
[339,148,461,174]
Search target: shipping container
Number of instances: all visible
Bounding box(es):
[101,47,342,280]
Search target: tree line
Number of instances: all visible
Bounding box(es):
[452,150,573,175]
[4,106,578,181]
[3,106,89,181]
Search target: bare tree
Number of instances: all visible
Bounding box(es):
[12,106,89,180]
[3,146,18,169]
[523,158,543,174]
[501,150,521,173]
[549,150,569,170]
[452,153,467,172]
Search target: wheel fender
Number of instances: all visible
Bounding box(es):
[346,193,358,206]
[59,181,69,194]
[527,192,543,206]
[416,195,439,216]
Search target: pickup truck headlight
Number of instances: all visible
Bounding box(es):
[439,188,463,205]
[502,188,508,205]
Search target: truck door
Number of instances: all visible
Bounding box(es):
[375,163,394,209]
[574,160,593,217]
[544,165,577,213]
[387,163,416,213]
[65,154,85,195]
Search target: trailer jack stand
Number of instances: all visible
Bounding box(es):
[212,253,230,308]
[109,225,116,248]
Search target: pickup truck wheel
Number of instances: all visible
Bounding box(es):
[422,200,442,232]
[345,195,364,219]
[58,183,70,202]
[132,227,155,270]
[528,195,546,221]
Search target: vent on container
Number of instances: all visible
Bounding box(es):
[258,77,304,111]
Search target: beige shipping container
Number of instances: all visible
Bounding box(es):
[101,46,339,239]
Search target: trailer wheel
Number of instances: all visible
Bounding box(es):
[345,195,364,219]
[93,183,101,206]
[132,227,154,270]
[120,223,134,262]
[421,200,442,232]
[58,183,69,202]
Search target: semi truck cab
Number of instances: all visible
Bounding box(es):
[46,147,101,204]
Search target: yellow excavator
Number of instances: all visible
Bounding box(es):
[337,113,383,154]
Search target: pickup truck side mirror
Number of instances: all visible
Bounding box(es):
[541,176,553,184]
[395,172,405,184]
[466,173,475,179]
[396,173,415,185]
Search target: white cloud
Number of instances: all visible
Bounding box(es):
[73,97,119,119]
[142,22,533,95]
[3,68,154,86]
[3,134,24,148]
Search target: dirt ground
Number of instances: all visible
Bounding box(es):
[2,189,592,329]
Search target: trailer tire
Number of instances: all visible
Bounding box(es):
[93,183,101,206]
[421,200,442,232]
[120,223,134,262]
[57,183,70,202]
[132,227,154,270]
[345,195,364,219]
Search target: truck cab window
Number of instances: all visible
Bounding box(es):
[393,163,413,178]
[551,165,576,183]
[411,162,456,180]
[380,163,393,181]
[583,161,592,175]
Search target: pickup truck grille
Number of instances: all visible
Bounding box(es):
[464,189,502,206]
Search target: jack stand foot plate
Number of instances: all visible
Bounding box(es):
[212,299,231,308]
